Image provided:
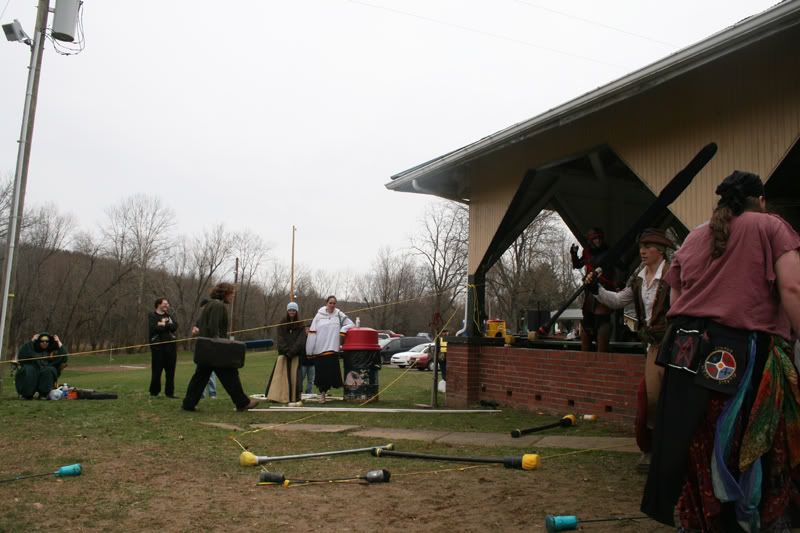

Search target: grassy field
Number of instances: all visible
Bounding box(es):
[3,349,632,434]
[0,350,661,532]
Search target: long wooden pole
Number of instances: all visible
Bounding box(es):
[290,225,296,301]
[242,444,393,466]
[230,257,239,339]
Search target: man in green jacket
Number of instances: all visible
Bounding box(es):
[182,282,258,412]
[15,332,68,399]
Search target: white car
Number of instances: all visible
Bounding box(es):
[390,343,432,368]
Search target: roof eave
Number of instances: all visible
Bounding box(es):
[385,1,800,193]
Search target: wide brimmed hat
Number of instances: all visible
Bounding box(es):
[638,228,674,249]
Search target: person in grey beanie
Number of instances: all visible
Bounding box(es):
[266,301,306,403]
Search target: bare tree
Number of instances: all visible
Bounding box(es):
[541,240,582,304]
[411,200,468,328]
[58,231,103,342]
[256,262,291,341]
[486,211,578,332]
[187,224,233,324]
[359,247,421,331]
[11,204,76,339]
[20,203,74,253]
[335,269,360,304]
[102,194,175,310]
[230,229,269,333]
[311,268,349,301]
[0,174,15,242]
[165,236,196,345]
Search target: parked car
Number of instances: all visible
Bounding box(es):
[410,346,436,371]
[378,337,393,349]
[380,336,431,364]
[390,343,432,368]
[379,330,403,338]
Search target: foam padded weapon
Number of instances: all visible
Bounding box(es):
[511,414,576,438]
[240,444,393,466]
[545,514,647,532]
[538,142,718,335]
[257,469,391,487]
[0,463,81,483]
[372,447,540,470]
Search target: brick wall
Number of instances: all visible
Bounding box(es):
[446,343,645,423]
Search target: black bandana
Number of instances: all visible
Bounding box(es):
[715,171,764,200]
[715,171,764,214]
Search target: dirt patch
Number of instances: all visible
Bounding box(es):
[0,437,671,532]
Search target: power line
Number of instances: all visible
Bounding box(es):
[0,0,13,21]
[346,0,624,69]
[510,0,676,48]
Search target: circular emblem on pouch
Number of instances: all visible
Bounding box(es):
[704,349,736,382]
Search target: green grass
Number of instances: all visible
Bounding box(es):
[0,348,631,478]
[0,351,647,532]
[1,349,630,436]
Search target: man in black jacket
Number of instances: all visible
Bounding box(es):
[148,297,178,398]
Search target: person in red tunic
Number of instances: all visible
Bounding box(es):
[570,228,618,352]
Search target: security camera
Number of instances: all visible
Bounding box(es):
[2,19,32,46]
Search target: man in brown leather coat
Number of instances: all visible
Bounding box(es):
[589,228,674,471]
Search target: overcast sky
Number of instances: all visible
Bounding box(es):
[0,0,779,277]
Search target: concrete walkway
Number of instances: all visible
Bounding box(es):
[246,423,638,453]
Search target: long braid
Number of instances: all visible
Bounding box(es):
[709,170,765,259]
[709,204,734,259]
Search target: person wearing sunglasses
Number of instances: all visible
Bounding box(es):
[14,332,68,400]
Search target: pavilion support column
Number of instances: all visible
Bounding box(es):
[465,272,486,337]
[445,340,481,408]
[445,272,487,407]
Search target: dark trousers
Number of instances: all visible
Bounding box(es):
[580,313,611,352]
[313,354,342,393]
[15,364,58,398]
[182,365,249,409]
[149,344,177,397]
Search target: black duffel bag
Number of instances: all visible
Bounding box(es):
[194,337,246,369]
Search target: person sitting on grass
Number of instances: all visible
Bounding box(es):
[15,332,68,400]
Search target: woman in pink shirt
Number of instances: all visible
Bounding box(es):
[642,171,800,531]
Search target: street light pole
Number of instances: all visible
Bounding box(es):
[0,0,51,392]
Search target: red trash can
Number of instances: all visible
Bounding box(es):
[341,328,381,401]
